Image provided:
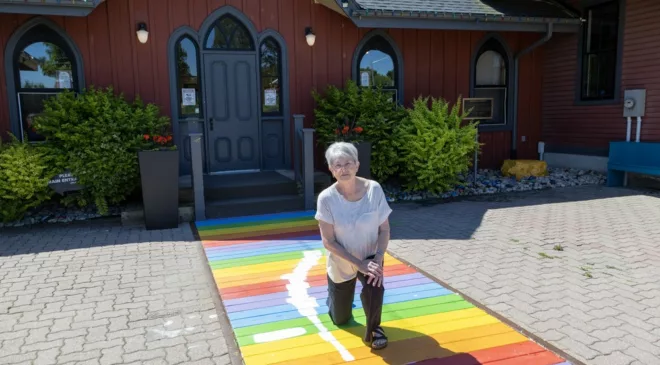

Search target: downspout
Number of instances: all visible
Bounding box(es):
[511,22,553,159]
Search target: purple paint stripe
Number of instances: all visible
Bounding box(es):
[223,273,429,309]
[204,237,321,254]
[550,362,572,365]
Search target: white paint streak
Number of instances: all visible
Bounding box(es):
[254,327,307,343]
[281,250,355,362]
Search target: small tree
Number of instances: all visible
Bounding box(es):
[0,135,54,222]
[395,96,480,193]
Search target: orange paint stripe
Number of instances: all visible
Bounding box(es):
[200,227,319,241]
[414,341,560,365]
[218,265,417,300]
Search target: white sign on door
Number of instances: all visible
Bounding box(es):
[360,71,370,87]
[264,89,277,106]
[182,88,196,106]
[57,71,72,89]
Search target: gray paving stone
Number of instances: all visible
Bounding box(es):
[0,223,233,365]
[591,351,636,365]
[387,186,660,365]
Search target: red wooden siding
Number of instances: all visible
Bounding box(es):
[0,0,545,169]
[543,0,660,152]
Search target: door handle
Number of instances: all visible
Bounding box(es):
[209,118,214,131]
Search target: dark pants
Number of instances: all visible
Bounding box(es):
[326,257,385,342]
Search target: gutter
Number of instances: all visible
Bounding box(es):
[511,22,553,159]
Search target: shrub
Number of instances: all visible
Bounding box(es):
[32,86,172,215]
[395,96,480,193]
[0,135,54,222]
[312,80,406,181]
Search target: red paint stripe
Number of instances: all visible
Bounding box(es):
[219,265,417,300]
[414,341,563,365]
[201,230,320,247]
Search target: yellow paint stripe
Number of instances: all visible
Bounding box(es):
[211,254,404,279]
[200,219,319,236]
[241,307,491,357]
[213,256,406,288]
[245,322,525,365]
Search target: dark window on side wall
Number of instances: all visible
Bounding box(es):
[581,1,619,101]
[260,38,282,115]
[176,37,202,117]
[205,15,254,50]
[356,35,398,103]
[13,25,78,142]
[473,38,508,126]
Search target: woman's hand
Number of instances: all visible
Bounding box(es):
[359,258,383,287]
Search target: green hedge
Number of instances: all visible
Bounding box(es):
[32,86,172,215]
[312,80,406,181]
[313,81,480,192]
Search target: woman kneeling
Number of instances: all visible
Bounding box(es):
[315,142,393,350]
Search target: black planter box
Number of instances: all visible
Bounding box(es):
[355,142,371,179]
[138,150,179,230]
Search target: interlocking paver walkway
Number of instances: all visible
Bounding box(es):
[387,185,660,365]
[1,184,658,365]
[0,221,234,365]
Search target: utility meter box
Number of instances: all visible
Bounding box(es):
[623,89,646,117]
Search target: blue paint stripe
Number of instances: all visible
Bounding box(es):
[230,287,454,328]
[196,210,315,228]
[205,242,325,261]
[222,273,426,307]
[228,282,441,321]
[204,237,321,255]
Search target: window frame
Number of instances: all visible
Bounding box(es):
[175,35,202,119]
[259,37,283,117]
[470,36,512,130]
[352,31,404,105]
[575,0,624,105]
[13,25,79,94]
[203,14,255,51]
[6,20,84,143]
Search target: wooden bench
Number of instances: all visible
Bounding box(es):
[607,141,660,187]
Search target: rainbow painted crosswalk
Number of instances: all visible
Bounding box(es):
[196,210,571,365]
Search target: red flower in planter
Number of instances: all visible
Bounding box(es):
[353,127,363,133]
[143,134,150,140]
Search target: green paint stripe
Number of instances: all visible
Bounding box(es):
[208,250,327,269]
[234,294,472,344]
[197,216,314,232]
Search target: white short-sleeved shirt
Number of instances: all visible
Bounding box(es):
[314,179,392,283]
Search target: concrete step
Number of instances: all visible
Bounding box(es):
[205,194,306,219]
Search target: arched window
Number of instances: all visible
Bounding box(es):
[260,37,281,115]
[175,36,201,117]
[473,38,509,126]
[205,15,254,50]
[12,24,80,142]
[354,34,401,104]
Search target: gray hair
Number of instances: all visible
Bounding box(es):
[325,142,359,166]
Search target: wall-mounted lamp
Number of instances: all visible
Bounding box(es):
[136,22,149,44]
[305,27,316,47]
